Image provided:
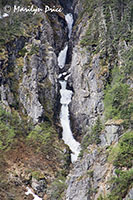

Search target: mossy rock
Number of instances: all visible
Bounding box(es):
[31,171,45,180]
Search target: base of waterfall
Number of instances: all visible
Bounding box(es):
[25,187,42,200]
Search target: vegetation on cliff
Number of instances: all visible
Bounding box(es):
[101,131,133,200]
[104,65,133,128]
[76,0,133,199]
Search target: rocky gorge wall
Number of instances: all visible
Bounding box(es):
[0,0,71,199]
[65,0,133,199]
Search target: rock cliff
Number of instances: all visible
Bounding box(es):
[65,0,133,199]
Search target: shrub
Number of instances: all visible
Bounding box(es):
[104,82,129,118]
[108,169,133,200]
[27,122,55,155]
[0,106,33,150]
[0,122,15,150]
[50,175,67,200]
[104,66,132,127]
[123,48,133,75]
[81,117,103,154]
[106,132,133,199]
[114,132,133,169]
[108,131,133,168]
[0,107,16,150]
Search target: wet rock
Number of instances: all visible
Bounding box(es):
[123,188,133,200]
[31,177,46,197]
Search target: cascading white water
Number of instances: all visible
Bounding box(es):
[25,187,42,200]
[59,81,81,162]
[58,13,81,162]
[25,12,80,200]
[58,45,68,69]
[65,13,74,39]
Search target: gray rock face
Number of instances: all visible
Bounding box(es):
[100,122,124,147]
[65,2,128,199]
[65,147,112,200]
[19,55,44,123]
[0,84,11,107]
[19,37,59,122]
[123,188,133,200]
[104,124,123,145]
[69,45,104,133]
[66,2,105,136]
[0,11,66,122]
[31,177,46,197]
[66,154,91,200]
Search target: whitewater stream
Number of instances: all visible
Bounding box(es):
[25,187,42,200]
[25,13,80,200]
[58,13,81,163]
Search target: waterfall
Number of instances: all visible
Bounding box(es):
[58,13,81,163]
[25,12,80,200]
[58,45,68,69]
[65,13,74,38]
[25,187,42,200]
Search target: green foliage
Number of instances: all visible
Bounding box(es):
[104,82,129,119]
[80,16,99,53]
[18,47,28,57]
[91,117,103,143]
[107,143,120,163]
[0,122,15,150]
[27,122,55,155]
[0,107,15,150]
[0,2,43,45]
[50,175,67,200]
[104,66,132,126]
[80,0,133,62]
[0,16,21,45]
[80,117,103,156]
[31,171,45,180]
[106,132,133,199]
[87,170,94,178]
[108,169,133,200]
[28,45,39,56]
[80,0,98,19]
[0,106,33,150]
[108,132,133,168]
[122,48,133,75]
[114,132,133,169]
[97,194,108,200]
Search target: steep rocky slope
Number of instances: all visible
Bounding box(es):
[0,0,71,199]
[0,0,133,200]
[65,0,133,199]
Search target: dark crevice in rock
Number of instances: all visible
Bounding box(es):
[59,0,74,13]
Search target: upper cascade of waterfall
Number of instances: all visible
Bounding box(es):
[58,13,73,69]
[65,13,74,38]
[58,45,68,69]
